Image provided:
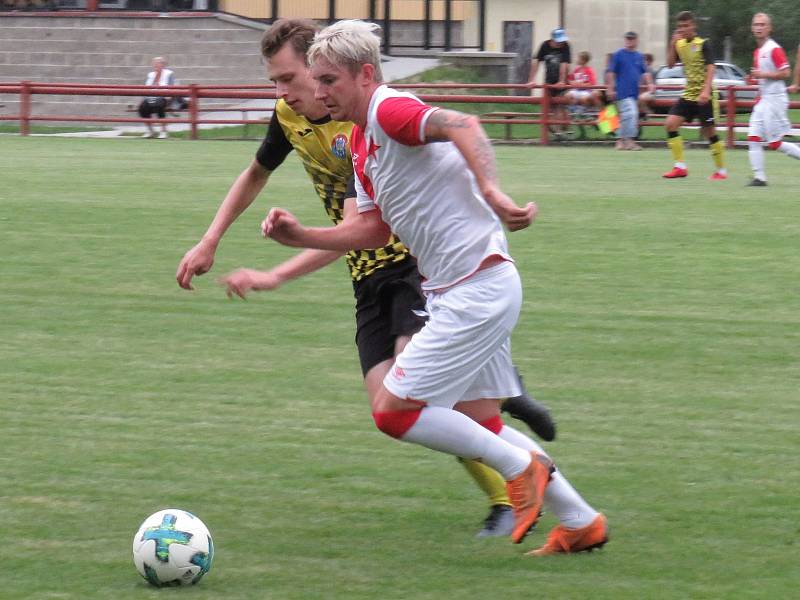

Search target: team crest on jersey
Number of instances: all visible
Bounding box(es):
[331,134,348,159]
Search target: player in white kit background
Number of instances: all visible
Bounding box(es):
[746,12,800,187]
[262,19,607,556]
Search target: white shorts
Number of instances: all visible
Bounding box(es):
[384,260,523,407]
[748,95,791,143]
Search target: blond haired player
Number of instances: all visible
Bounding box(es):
[263,20,607,555]
[746,12,800,186]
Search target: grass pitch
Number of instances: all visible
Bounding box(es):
[1,137,798,599]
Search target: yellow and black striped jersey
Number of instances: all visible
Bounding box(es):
[256,99,409,282]
[675,36,714,101]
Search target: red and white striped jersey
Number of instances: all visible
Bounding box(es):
[752,38,789,96]
[352,85,511,291]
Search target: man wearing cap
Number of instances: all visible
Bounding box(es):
[606,32,652,150]
[529,28,572,136]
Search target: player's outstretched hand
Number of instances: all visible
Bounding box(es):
[218,268,281,299]
[261,207,306,247]
[176,239,216,290]
[483,187,538,231]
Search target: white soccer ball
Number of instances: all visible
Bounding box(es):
[132,509,214,587]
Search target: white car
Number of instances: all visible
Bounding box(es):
[652,62,757,113]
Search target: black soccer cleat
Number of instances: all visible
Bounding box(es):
[501,368,557,441]
[476,504,515,538]
[746,178,768,187]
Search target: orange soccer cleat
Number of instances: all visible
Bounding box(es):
[708,171,728,180]
[527,513,609,556]
[662,166,688,178]
[506,452,554,543]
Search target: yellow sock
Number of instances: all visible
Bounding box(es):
[458,457,511,506]
[709,139,725,170]
[668,134,685,163]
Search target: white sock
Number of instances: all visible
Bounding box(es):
[399,406,531,480]
[748,141,766,181]
[498,424,599,529]
[675,162,687,169]
[777,141,800,159]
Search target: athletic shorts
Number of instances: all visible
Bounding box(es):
[138,98,167,119]
[353,257,427,377]
[669,96,717,126]
[748,95,791,143]
[384,260,523,407]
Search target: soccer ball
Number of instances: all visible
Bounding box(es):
[132,509,214,587]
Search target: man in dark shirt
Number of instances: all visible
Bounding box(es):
[528,28,572,135]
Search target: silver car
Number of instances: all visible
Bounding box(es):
[652,62,757,113]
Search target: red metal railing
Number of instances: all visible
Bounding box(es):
[1,81,795,145]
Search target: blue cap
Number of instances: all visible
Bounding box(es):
[551,28,568,43]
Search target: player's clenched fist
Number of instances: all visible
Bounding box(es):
[482,186,538,232]
[261,207,306,247]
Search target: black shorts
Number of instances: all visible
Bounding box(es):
[669,97,715,126]
[353,257,427,377]
[138,98,167,119]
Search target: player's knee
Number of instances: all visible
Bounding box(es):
[372,408,422,439]
[768,140,782,150]
[479,415,504,434]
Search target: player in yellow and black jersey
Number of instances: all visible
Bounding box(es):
[176,19,556,538]
[662,11,727,180]
[257,99,409,282]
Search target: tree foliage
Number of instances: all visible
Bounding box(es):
[669,0,800,68]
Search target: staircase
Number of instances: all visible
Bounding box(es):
[0,14,269,120]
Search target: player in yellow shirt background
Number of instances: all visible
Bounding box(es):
[662,11,727,180]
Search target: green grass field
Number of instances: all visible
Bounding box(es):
[1,137,798,599]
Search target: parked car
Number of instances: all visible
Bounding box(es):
[652,62,757,113]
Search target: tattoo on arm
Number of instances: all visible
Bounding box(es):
[473,135,497,183]
[427,109,472,141]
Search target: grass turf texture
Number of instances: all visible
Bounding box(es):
[1,137,798,599]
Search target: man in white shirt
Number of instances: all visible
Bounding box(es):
[138,56,175,139]
[747,13,800,186]
[262,19,607,556]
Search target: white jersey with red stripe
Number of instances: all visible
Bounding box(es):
[352,85,511,291]
[753,39,789,97]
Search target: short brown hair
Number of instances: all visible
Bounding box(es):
[261,19,318,62]
[676,11,694,23]
[578,51,591,63]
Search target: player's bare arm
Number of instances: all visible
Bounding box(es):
[176,160,270,290]
[751,66,790,80]
[789,47,800,93]
[425,109,497,188]
[424,109,536,231]
[667,32,681,68]
[262,205,391,251]
[218,248,343,300]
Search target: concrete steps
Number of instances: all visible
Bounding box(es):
[0,14,268,120]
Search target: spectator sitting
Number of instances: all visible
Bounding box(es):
[138,56,175,139]
[565,51,599,108]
